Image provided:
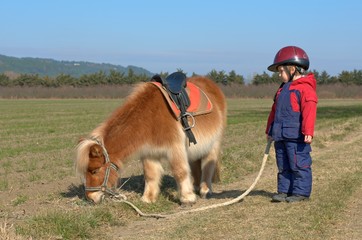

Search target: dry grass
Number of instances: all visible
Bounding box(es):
[0,98,361,239]
[0,218,24,240]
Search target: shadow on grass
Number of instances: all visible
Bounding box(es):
[61,184,84,199]
[61,174,178,201]
[211,189,273,200]
[61,175,273,204]
[118,174,178,194]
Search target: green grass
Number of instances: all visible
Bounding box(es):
[0,177,9,191]
[1,98,362,239]
[12,195,28,206]
[0,99,121,183]
[16,208,121,240]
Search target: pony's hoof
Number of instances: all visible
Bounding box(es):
[141,196,156,203]
[200,191,212,199]
[200,188,212,199]
[180,193,197,207]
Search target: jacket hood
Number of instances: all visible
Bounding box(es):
[291,73,317,90]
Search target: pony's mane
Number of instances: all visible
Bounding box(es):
[75,138,99,178]
[124,83,149,103]
[97,82,157,139]
[74,83,149,178]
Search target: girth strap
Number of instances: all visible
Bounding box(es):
[151,72,197,145]
[175,93,197,145]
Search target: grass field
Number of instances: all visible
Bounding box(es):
[1,98,362,239]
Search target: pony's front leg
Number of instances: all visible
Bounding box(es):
[141,158,164,203]
[170,151,197,205]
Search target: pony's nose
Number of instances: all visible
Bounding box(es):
[86,191,104,204]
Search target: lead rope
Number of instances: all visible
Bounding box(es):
[111,140,273,219]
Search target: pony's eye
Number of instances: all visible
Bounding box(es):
[90,169,100,175]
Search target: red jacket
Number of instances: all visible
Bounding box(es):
[266,73,318,137]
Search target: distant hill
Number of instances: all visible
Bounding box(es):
[0,54,154,77]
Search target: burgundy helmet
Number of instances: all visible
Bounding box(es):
[267,46,309,72]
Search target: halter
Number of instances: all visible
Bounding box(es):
[84,138,120,197]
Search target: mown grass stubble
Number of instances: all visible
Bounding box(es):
[0,98,361,239]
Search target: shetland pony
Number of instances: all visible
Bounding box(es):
[75,76,226,204]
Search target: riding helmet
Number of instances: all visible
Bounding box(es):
[268,46,309,72]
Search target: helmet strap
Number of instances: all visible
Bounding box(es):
[295,66,302,73]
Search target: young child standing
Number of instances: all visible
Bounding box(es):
[265,46,318,203]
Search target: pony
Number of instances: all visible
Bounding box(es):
[75,75,226,204]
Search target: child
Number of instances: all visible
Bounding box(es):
[265,46,318,203]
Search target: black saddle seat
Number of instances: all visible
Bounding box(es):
[151,72,190,108]
[165,72,187,94]
[150,72,196,145]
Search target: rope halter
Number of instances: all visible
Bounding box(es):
[84,138,120,197]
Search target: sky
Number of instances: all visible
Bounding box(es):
[1,0,362,80]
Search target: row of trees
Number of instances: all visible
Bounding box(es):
[252,69,362,85]
[1,69,362,87]
[0,69,245,87]
[0,69,149,87]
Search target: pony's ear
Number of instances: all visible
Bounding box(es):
[89,144,103,158]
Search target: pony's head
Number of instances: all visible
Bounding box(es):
[75,138,120,203]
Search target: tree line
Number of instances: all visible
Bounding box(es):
[1,68,362,87]
[252,70,362,85]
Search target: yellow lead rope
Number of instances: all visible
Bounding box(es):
[114,140,273,219]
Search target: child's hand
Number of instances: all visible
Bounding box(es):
[266,135,273,142]
[304,135,313,143]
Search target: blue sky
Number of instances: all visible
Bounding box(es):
[1,0,361,79]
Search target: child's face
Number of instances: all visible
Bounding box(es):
[277,66,296,83]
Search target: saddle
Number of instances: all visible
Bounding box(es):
[150,72,197,145]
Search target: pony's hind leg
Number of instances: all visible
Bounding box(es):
[189,159,201,193]
[141,158,164,203]
[200,145,221,199]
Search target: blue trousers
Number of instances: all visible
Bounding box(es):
[274,141,312,197]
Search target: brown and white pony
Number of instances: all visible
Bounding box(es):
[75,76,226,204]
